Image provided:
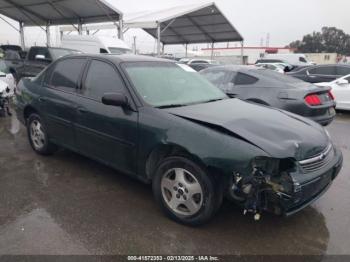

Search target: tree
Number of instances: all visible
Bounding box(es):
[287,27,350,55]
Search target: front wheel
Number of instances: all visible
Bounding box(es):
[152,156,221,226]
[27,113,57,155]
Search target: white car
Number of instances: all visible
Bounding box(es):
[255,63,285,73]
[0,60,16,93]
[179,58,218,65]
[316,74,350,111]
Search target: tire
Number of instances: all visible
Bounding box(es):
[152,156,221,226]
[27,113,57,155]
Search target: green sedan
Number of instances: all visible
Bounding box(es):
[15,55,343,225]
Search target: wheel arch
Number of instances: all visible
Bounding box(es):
[145,143,226,185]
[23,105,39,124]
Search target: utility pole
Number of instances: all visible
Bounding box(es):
[266,33,270,47]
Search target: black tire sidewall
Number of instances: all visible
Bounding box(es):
[153,156,217,226]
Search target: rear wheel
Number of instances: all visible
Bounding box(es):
[27,113,57,155]
[152,156,221,226]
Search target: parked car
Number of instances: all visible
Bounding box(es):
[0,46,26,81]
[287,64,350,83]
[255,59,297,72]
[15,55,342,225]
[255,63,285,73]
[0,60,16,92]
[200,65,336,126]
[179,58,218,65]
[188,63,217,72]
[316,74,350,111]
[61,35,132,54]
[0,79,14,116]
[0,44,23,55]
[16,46,80,80]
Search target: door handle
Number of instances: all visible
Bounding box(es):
[76,107,88,114]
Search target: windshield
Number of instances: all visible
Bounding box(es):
[0,60,9,74]
[123,62,227,107]
[50,48,80,60]
[108,47,132,54]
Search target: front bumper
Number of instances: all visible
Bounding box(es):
[280,147,343,216]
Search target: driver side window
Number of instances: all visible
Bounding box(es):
[82,60,125,101]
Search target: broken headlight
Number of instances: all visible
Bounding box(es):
[251,156,280,174]
[251,156,295,195]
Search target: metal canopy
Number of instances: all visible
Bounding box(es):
[124,2,243,45]
[0,0,122,26]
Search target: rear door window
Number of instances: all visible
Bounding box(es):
[49,58,86,91]
[82,60,125,100]
[234,72,258,85]
[308,66,336,75]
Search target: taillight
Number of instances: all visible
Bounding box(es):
[328,90,335,100]
[305,94,322,106]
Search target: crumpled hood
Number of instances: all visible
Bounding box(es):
[165,99,329,160]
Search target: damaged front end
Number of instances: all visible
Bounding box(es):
[228,157,296,220]
[227,149,342,221]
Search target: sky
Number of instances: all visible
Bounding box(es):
[0,0,349,53]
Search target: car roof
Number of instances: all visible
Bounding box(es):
[204,64,261,72]
[62,54,175,64]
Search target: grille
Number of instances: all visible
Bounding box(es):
[299,144,334,173]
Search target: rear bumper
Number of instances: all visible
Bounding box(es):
[308,108,336,126]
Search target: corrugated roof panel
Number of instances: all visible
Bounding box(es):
[125,2,243,44]
[0,0,122,26]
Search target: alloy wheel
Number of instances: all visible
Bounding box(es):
[161,167,203,216]
[30,120,45,150]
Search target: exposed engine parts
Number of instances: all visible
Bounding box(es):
[229,167,293,221]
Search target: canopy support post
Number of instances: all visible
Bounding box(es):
[185,43,188,57]
[46,22,51,47]
[19,21,25,49]
[133,36,137,54]
[162,44,165,55]
[157,22,161,57]
[118,18,124,40]
[78,21,83,35]
[210,42,214,60]
[240,41,244,64]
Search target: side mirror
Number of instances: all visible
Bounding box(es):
[336,79,349,85]
[102,93,129,108]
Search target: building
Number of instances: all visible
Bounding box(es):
[305,53,338,64]
[201,46,295,64]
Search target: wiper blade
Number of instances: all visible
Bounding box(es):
[203,98,225,103]
[156,104,187,109]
